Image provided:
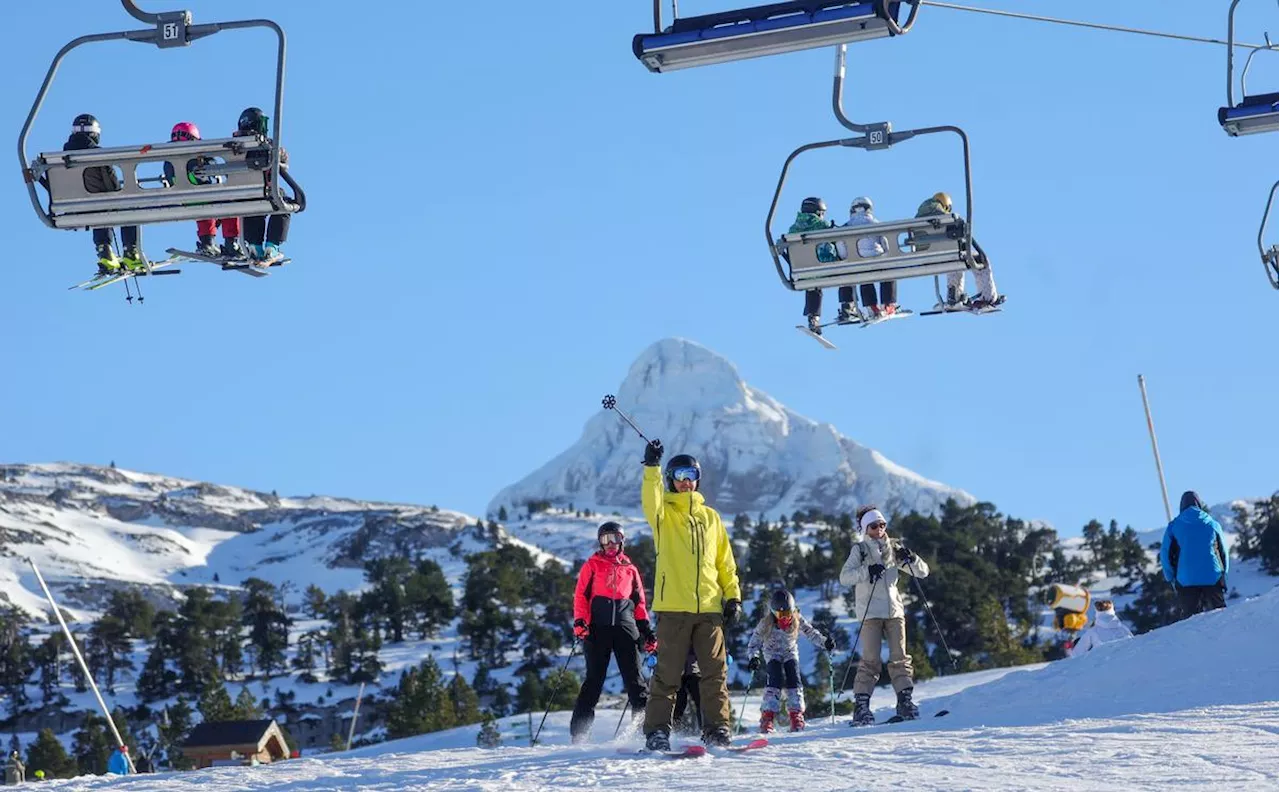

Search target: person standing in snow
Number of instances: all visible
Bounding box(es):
[1160,491,1230,617]
[839,506,930,726]
[746,588,834,733]
[840,197,897,319]
[1068,600,1133,657]
[106,746,130,775]
[640,439,743,750]
[569,521,655,743]
[4,751,24,785]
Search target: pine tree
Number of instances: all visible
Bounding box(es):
[198,677,235,722]
[87,613,133,694]
[447,673,482,726]
[303,585,328,620]
[233,687,263,719]
[26,727,77,779]
[241,578,291,678]
[103,589,156,639]
[476,710,502,748]
[1235,494,1279,575]
[71,714,111,776]
[36,633,63,707]
[404,558,455,639]
[158,698,195,770]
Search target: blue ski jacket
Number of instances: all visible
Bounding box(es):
[1160,506,1229,587]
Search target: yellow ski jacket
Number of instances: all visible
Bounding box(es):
[642,466,741,614]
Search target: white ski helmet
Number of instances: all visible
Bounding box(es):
[850,196,873,213]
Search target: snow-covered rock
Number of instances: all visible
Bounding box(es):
[489,337,973,521]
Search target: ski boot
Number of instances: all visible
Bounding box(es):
[121,245,146,273]
[895,687,919,720]
[95,244,120,276]
[935,288,969,313]
[644,727,671,753]
[702,725,733,748]
[788,710,806,732]
[249,242,267,261]
[220,236,246,261]
[263,242,283,262]
[837,302,860,324]
[806,314,822,335]
[969,294,1006,312]
[758,711,776,734]
[881,303,899,317]
[196,234,220,257]
[851,693,875,727]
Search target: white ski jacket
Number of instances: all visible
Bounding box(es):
[837,210,889,260]
[839,536,929,620]
[1070,611,1133,657]
[746,613,827,663]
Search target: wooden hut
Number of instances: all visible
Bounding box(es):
[182,719,290,769]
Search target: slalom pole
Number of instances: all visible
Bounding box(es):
[29,559,136,774]
[532,639,579,745]
[1136,375,1174,523]
[601,395,651,443]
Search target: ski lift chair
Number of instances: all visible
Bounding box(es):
[766,45,986,306]
[1259,181,1278,289]
[1219,0,1278,136]
[18,0,305,232]
[634,0,918,73]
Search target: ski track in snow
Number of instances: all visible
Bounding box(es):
[41,703,1278,791]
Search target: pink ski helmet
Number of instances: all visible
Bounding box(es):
[170,121,201,141]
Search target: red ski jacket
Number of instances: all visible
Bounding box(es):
[573,551,650,630]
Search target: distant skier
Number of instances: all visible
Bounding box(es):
[790,197,839,336]
[58,114,144,275]
[839,506,930,726]
[1068,600,1133,657]
[106,746,130,775]
[163,121,231,258]
[234,106,292,264]
[840,197,896,319]
[746,588,834,733]
[5,751,24,784]
[1160,490,1230,617]
[640,439,742,750]
[569,521,655,743]
[915,191,1003,311]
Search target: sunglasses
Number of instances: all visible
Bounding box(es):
[600,535,623,547]
[670,466,700,482]
[866,521,887,531]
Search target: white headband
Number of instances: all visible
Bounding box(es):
[859,509,886,531]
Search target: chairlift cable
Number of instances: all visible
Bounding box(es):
[921,0,1278,50]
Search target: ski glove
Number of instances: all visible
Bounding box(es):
[824,636,836,651]
[868,563,886,583]
[637,619,658,653]
[722,598,742,624]
[573,619,589,640]
[747,656,761,672]
[643,439,664,467]
[895,544,916,564]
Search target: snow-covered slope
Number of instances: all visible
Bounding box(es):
[490,338,974,521]
[0,463,554,619]
[38,590,1279,791]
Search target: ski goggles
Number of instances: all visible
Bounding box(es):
[773,609,794,621]
[600,534,624,547]
[670,466,700,482]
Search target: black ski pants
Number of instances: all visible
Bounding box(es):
[93,226,139,250]
[1178,585,1226,617]
[570,626,646,740]
[765,658,801,690]
[244,214,290,246]
[859,281,897,307]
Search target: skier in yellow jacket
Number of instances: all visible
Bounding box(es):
[640,438,742,751]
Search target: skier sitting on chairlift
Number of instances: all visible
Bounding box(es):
[163,121,232,259]
[793,197,839,336]
[915,192,1004,311]
[59,114,144,276]
[234,106,291,264]
[839,196,897,320]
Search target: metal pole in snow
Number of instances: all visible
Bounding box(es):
[28,559,137,774]
[344,682,365,751]
[1137,375,1174,522]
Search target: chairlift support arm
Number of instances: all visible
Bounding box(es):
[18,1,292,228]
[1226,0,1277,106]
[1259,180,1278,289]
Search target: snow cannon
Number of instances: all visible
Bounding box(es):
[1045,583,1091,632]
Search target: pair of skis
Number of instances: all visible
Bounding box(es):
[165,247,290,278]
[618,738,768,760]
[853,709,951,728]
[67,255,182,293]
[795,308,916,349]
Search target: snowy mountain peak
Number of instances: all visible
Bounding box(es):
[489,338,973,520]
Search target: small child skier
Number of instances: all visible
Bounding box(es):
[164,121,232,258]
[790,196,839,335]
[746,588,834,732]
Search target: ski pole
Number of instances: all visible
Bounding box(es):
[906,569,958,673]
[601,394,651,443]
[829,655,836,727]
[735,659,756,734]
[613,654,653,739]
[532,638,579,745]
[835,574,880,701]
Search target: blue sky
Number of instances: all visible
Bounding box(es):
[1,1,1275,538]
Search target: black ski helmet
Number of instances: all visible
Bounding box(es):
[800,196,826,215]
[597,521,624,542]
[664,454,701,492]
[238,106,266,134]
[71,113,100,139]
[770,588,796,614]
